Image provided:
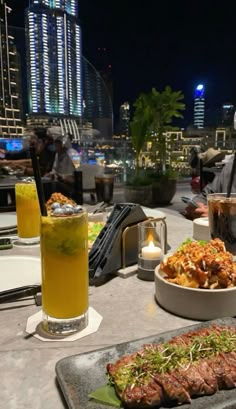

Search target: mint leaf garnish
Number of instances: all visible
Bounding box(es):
[88,384,121,407]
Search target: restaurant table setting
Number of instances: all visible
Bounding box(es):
[1,150,236,408]
[0,202,196,408]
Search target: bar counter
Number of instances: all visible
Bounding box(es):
[0,208,196,409]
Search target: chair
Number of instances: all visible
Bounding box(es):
[78,164,104,203]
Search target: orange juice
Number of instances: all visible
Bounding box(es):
[41,211,88,327]
[15,182,40,242]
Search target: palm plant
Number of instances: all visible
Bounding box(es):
[131,86,185,174]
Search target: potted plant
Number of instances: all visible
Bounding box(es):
[125,118,153,205]
[125,86,185,205]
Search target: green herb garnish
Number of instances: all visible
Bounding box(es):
[89,384,121,407]
[110,328,236,392]
[178,238,207,252]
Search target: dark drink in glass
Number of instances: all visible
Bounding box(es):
[95,175,114,203]
[208,193,236,255]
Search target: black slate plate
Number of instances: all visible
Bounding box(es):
[56,317,236,409]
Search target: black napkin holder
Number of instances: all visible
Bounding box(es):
[89,203,148,282]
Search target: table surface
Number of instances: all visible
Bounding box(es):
[0,207,195,409]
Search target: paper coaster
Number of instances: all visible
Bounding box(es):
[26,307,103,342]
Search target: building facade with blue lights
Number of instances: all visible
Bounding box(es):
[0,0,23,137]
[25,0,82,136]
[194,84,205,129]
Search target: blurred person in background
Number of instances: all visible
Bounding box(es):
[189,147,224,194]
[185,154,235,219]
[45,133,75,197]
[37,130,55,176]
[0,127,55,176]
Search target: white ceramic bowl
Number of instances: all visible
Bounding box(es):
[155,265,236,320]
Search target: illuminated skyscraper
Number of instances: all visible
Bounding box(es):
[0,0,23,137]
[119,102,130,137]
[25,0,82,136]
[194,84,205,129]
[222,103,235,126]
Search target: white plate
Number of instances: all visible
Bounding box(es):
[0,213,17,231]
[0,256,41,291]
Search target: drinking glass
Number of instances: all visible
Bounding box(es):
[41,210,89,335]
[15,181,40,244]
[95,174,114,203]
[208,193,236,254]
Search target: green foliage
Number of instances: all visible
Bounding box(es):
[126,173,152,187]
[130,119,148,174]
[146,167,178,180]
[130,85,186,173]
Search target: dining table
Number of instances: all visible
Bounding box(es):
[0,207,197,409]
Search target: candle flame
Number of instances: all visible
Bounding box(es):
[148,240,155,248]
[147,233,154,243]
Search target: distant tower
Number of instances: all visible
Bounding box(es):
[0,0,23,137]
[25,0,82,138]
[95,47,113,102]
[82,57,113,139]
[194,84,205,129]
[119,102,130,137]
[222,103,235,126]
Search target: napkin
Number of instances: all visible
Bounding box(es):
[89,203,147,282]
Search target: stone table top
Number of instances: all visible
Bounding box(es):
[0,208,196,409]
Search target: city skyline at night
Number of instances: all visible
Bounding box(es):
[5,0,236,128]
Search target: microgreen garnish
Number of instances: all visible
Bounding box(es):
[111,328,236,392]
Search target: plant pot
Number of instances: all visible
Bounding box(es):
[124,185,152,206]
[152,178,177,205]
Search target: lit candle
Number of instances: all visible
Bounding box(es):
[141,241,162,259]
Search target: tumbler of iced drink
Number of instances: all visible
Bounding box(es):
[15,180,40,244]
[208,193,236,254]
[41,207,88,335]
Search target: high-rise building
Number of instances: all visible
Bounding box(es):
[194,84,205,129]
[0,0,23,137]
[119,102,130,137]
[222,103,235,126]
[25,0,82,138]
[82,57,113,140]
[94,47,113,103]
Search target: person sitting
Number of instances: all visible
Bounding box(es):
[37,133,55,176]
[45,135,76,198]
[184,155,235,219]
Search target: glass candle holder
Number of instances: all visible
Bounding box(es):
[138,219,167,281]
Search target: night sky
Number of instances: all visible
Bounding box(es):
[7,0,236,127]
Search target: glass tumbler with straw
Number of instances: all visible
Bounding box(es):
[30,147,89,336]
[208,153,236,254]
[15,179,40,244]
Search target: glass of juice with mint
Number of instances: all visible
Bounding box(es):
[15,180,40,244]
[41,205,88,335]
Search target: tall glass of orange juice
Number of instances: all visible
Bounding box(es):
[41,208,88,335]
[15,180,40,244]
